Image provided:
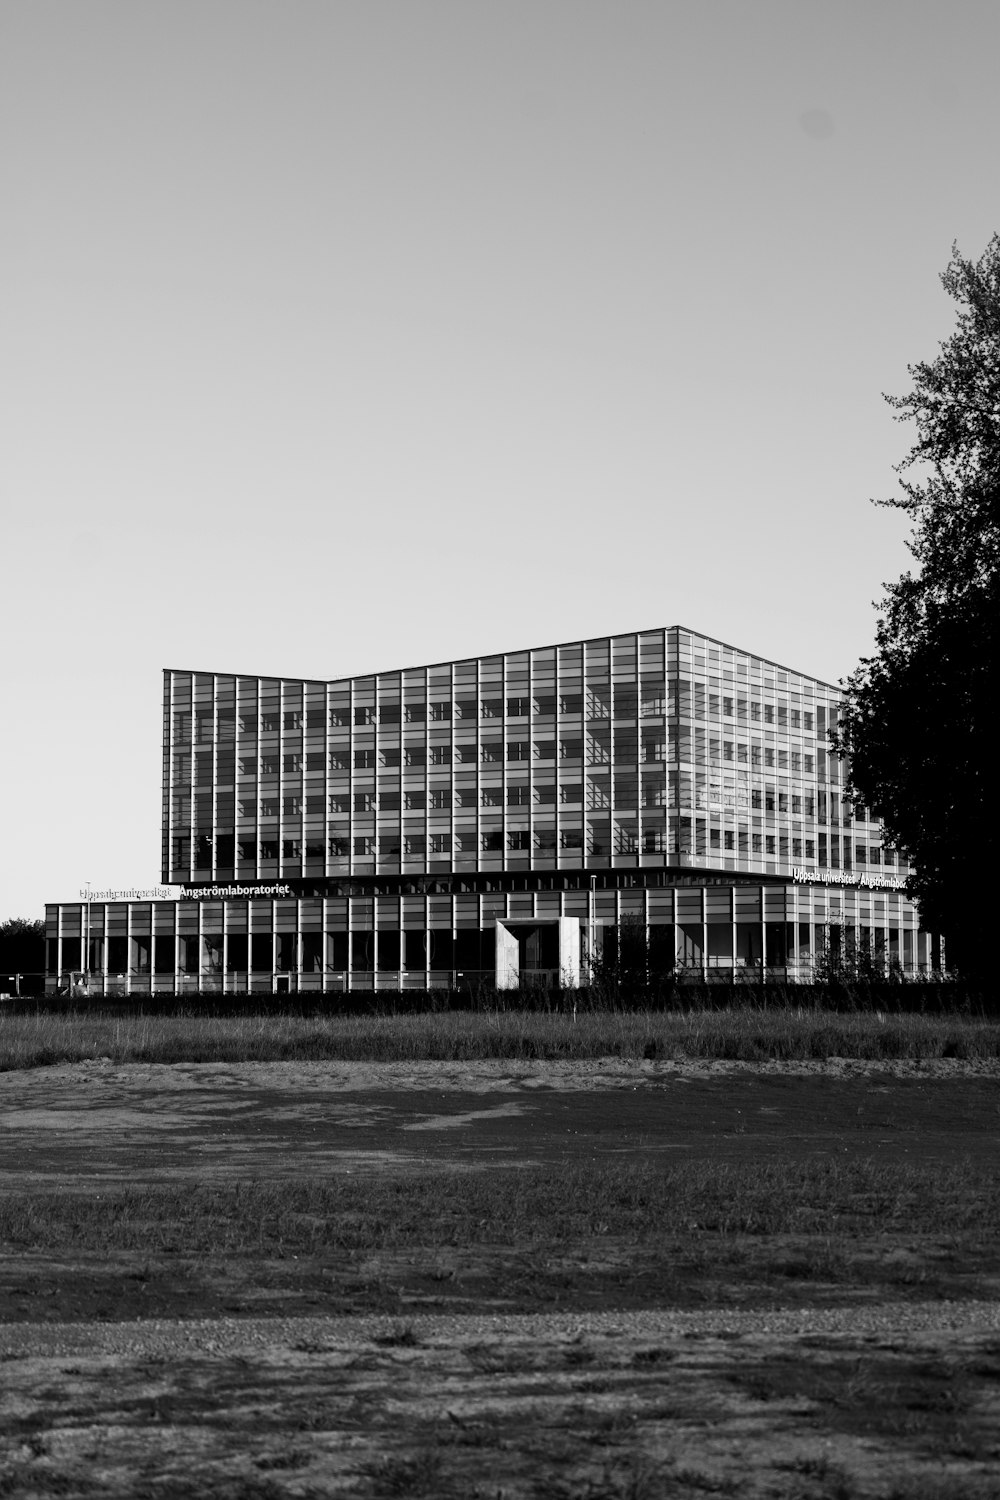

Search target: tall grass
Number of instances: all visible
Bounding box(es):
[2,1005,1000,1071]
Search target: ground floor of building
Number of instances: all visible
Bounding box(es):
[45,869,934,994]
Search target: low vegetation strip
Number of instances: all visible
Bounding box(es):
[3,1160,1000,1328]
[4,1159,1000,1252]
[2,1005,1000,1070]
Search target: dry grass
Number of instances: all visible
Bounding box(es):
[2,1004,1000,1071]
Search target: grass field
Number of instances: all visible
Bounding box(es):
[3,1003,1000,1070]
[3,1017,1000,1496]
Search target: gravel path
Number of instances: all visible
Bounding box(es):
[4,1299,1000,1359]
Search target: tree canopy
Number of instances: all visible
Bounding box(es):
[833,235,1000,980]
[0,918,45,976]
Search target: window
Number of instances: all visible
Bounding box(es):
[380,791,401,812]
[560,738,584,760]
[283,711,302,730]
[428,788,450,810]
[723,741,734,762]
[533,694,557,716]
[507,830,530,851]
[481,741,503,762]
[481,698,503,718]
[329,794,349,815]
[804,754,814,774]
[260,799,278,817]
[765,789,775,812]
[560,829,584,850]
[737,744,748,763]
[765,835,775,854]
[559,692,583,715]
[354,792,375,813]
[751,746,761,767]
[283,795,302,816]
[429,744,452,765]
[804,711,814,731]
[379,747,401,768]
[751,789,762,810]
[261,713,279,732]
[764,704,774,724]
[328,706,349,728]
[507,785,530,805]
[260,755,279,775]
[379,703,401,725]
[507,742,530,761]
[404,746,426,767]
[329,750,350,772]
[455,787,478,808]
[559,783,583,804]
[404,791,425,810]
[429,701,451,721]
[481,787,502,807]
[481,831,504,852]
[353,836,375,856]
[764,748,774,768]
[404,703,426,723]
[724,830,735,850]
[404,834,426,855]
[533,739,556,760]
[778,792,788,813]
[355,749,375,770]
[507,696,530,717]
[792,838,802,858]
[752,833,763,854]
[805,839,815,858]
[283,753,302,773]
[709,828,720,849]
[354,705,376,725]
[282,838,301,859]
[751,703,761,722]
[429,833,450,854]
[455,698,477,720]
[723,696,734,717]
[260,839,279,860]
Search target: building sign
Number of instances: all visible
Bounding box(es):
[790,867,906,893]
[80,885,183,902]
[180,883,294,900]
[75,882,295,904]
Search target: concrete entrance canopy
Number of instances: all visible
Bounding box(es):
[494,918,581,990]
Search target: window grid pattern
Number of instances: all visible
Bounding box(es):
[163,628,904,888]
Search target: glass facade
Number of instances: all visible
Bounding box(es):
[46,627,933,992]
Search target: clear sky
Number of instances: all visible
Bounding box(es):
[2,0,998,918]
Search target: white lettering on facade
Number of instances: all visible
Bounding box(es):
[790,867,906,892]
[80,885,182,902]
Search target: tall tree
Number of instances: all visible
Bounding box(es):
[833,236,1000,980]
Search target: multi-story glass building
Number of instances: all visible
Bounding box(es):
[45,626,935,994]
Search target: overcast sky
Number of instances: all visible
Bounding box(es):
[3,0,998,918]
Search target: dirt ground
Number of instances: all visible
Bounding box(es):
[2,1057,1000,1497]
